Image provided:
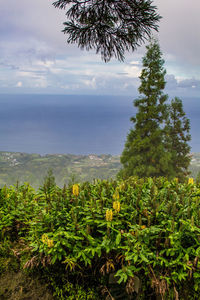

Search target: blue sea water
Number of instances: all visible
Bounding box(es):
[0,94,199,155]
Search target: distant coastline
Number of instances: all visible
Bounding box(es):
[0,151,121,188]
[0,151,199,188]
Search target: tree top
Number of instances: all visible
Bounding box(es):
[53,0,161,62]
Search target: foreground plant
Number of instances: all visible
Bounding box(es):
[1,177,200,299]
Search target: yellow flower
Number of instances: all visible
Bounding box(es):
[72,184,79,196]
[119,183,125,191]
[113,189,120,201]
[174,178,178,183]
[141,225,146,230]
[42,234,54,247]
[188,178,194,185]
[106,209,113,222]
[153,186,158,196]
[41,233,48,244]
[47,239,54,248]
[113,201,121,213]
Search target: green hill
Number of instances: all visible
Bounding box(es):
[0,151,199,187]
[0,152,121,188]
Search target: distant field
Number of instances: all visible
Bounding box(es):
[0,151,199,188]
[0,152,121,188]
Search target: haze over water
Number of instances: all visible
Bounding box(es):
[0,94,199,155]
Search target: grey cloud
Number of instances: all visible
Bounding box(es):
[0,0,77,54]
[166,74,200,90]
[0,0,200,97]
[117,73,129,75]
[178,79,200,89]
[154,0,200,66]
[0,38,56,72]
[20,69,49,75]
[1,0,200,68]
[0,62,19,70]
[81,74,139,95]
[165,74,179,89]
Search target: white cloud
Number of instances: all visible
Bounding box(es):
[82,77,96,89]
[130,61,141,66]
[16,81,23,87]
[123,64,141,78]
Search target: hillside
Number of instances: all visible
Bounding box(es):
[0,151,199,187]
[189,152,200,178]
[0,152,121,188]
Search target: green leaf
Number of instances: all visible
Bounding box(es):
[134,254,138,263]
[140,253,149,263]
[116,232,121,246]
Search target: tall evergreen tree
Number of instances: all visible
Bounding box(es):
[120,39,172,179]
[165,97,191,180]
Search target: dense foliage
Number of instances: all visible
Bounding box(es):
[120,39,191,180]
[120,39,171,179]
[1,177,200,299]
[165,97,191,180]
[53,0,161,62]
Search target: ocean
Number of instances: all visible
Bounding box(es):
[0,94,199,155]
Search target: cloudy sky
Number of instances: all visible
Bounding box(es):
[0,0,200,97]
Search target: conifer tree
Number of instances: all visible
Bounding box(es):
[120,39,172,179]
[165,97,191,180]
[43,169,56,194]
[53,0,161,62]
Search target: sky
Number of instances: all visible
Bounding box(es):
[0,0,200,97]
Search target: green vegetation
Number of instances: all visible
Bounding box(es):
[120,39,170,179]
[0,152,121,188]
[165,97,191,180]
[0,3,196,298]
[1,177,200,299]
[120,39,191,180]
[0,151,200,189]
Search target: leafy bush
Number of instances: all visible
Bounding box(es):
[1,177,200,299]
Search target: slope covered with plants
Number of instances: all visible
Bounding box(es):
[0,152,121,188]
[1,177,200,299]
